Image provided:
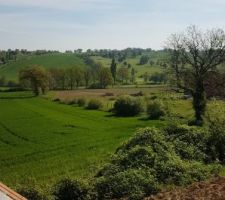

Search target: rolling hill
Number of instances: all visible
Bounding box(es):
[0,51,167,83]
[0,53,87,82]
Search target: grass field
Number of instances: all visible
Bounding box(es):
[0,90,165,190]
[91,55,164,79]
[0,53,87,82]
[0,52,166,83]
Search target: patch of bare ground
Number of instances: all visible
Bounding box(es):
[146,177,225,200]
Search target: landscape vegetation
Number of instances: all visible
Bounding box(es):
[0,25,225,200]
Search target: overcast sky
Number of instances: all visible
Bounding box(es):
[0,0,225,51]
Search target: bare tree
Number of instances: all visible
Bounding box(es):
[167,25,225,125]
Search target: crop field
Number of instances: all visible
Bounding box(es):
[0,54,87,81]
[0,52,167,83]
[0,90,166,190]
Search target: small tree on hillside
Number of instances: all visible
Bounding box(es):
[110,58,117,85]
[99,67,112,88]
[131,68,136,83]
[74,67,83,88]
[167,25,225,125]
[19,66,49,96]
[118,67,129,83]
[83,68,92,88]
[66,68,76,90]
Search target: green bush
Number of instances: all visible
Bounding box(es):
[147,100,166,119]
[164,124,208,161]
[94,127,221,199]
[77,98,86,107]
[53,178,89,200]
[86,99,102,110]
[113,96,143,116]
[17,187,47,200]
[204,102,225,162]
[66,99,77,105]
[94,169,159,200]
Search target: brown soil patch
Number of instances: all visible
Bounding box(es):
[146,177,225,200]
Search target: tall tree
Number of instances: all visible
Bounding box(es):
[110,58,117,85]
[99,67,112,88]
[83,68,92,88]
[131,68,136,83]
[167,25,225,125]
[74,67,83,88]
[118,67,129,83]
[19,66,49,96]
[66,68,76,90]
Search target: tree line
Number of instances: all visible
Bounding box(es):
[18,58,139,95]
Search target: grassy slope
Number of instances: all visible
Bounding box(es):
[91,56,164,77]
[0,54,87,82]
[91,52,167,84]
[0,91,163,189]
[0,51,168,83]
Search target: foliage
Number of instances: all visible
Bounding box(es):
[19,66,49,96]
[110,58,117,85]
[167,25,225,124]
[94,169,159,200]
[17,187,47,200]
[53,178,89,200]
[77,98,86,107]
[147,100,167,119]
[164,124,208,161]
[117,67,129,83]
[139,55,149,65]
[149,72,167,84]
[95,127,221,199]
[99,67,112,88]
[205,102,225,162]
[113,95,143,116]
[86,99,102,110]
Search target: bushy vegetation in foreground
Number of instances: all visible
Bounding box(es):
[18,121,225,200]
[94,125,222,199]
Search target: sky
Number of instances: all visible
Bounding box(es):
[0,0,225,51]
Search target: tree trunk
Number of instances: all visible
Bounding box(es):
[192,80,206,125]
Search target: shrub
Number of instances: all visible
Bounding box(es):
[17,187,47,200]
[95,127,221,199]
[53,98,60,102]
[205,103,225,162]
[147,100,166,119]
[88,83,101,89]
[94,169,159,200]
[53,178,89,200]
[164,124,208,161]
[86,99,102,110]
[66,99,77,105]
[77,98,86,107]
[113,96,143,116]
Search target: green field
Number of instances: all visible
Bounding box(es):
[0,52,166,83]
[0,91,164,190]
[0,54,87,82]
[91,55,164,78]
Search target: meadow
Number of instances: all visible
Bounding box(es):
[0,89,165,190]
[0,52,166,83]
[0,54,87,82]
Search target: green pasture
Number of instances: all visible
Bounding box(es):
[0,91,164,190]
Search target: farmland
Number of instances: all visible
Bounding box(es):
[0,51,167,83]
[0,89,165,190]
